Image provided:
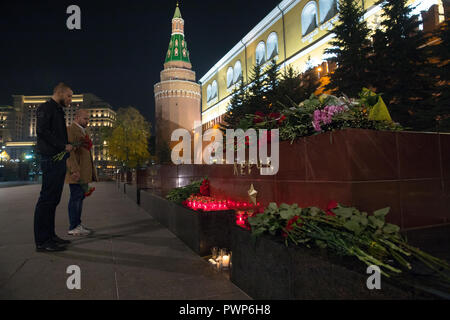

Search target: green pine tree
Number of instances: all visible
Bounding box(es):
[428,19,450,131]
[223,79,248,129]
[223,63,269,129]
[325,0,372,97]
[264,59,280,92]
[264,59,282,111]
[299,64,320,99]
[370,0,435,129]
[247,62,266,98]
[276,64,319,108]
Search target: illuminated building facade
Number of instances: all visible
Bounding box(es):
[199,0,446,127]
[0,105,17,144]
[5,93,116,176]
[154,4,201,149]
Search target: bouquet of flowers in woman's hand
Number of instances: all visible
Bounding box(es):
[81,182,95,197]
[69,171,96,197]
[53,134,93,161]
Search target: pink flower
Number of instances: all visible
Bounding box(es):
[312,105,347,132]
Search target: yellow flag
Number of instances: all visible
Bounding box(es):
[368,95,392,122]
[361,88,392,122]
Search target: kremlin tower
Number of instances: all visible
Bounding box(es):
[154,3,201,151]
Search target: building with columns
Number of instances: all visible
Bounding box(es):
[154,4,201,149]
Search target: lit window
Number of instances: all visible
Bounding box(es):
[233,60,242,84]
[302,1,319,36]
[319,0,338,24]
[211,80,218,99]
[255,41,266,65]
[226,67,234,88]
[266,32,279,60]
[206,84,212,101]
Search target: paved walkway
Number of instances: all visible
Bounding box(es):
[0,181,39,188]
[0,182,250,300]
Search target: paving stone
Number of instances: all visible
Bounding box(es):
[0,182,250,300]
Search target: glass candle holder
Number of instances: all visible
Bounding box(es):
[222,254,230,269]
[211,247,218,259]
[216,259,222,272]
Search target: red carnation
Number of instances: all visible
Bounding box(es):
[199,179,210,196]
[278,115,286,124]
[83,134,93,151]
[325,200,338,216]
[84,187,96,197]
[268,112,280,119]
[254,111,265,124]
[283,215,302,238]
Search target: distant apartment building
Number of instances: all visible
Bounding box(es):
[0,105,16,144]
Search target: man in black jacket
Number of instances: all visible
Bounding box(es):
[34,82,74,252]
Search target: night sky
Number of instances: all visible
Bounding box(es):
[0,0,281,130]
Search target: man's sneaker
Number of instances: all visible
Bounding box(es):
[80,224,93,233]
[68,225,92,236]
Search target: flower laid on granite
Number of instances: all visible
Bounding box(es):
[282,215,302,238]
[199,178,210,196]
[237,90,403,144]
[166,178,206,205]
[312,105,348,132]
[325,200,338,216]
[253,111,265,124]
[248,202,450,282]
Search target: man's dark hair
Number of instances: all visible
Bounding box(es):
[53,82,71,94]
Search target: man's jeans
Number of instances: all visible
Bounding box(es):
[34,154,67,246]
[68,184,85,230]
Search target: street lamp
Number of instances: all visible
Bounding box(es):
[317,66,322,78]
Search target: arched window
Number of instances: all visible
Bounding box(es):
[319,0,338,23]
[233,60,242,83]
[301,1,319,36]
[207,84,212,102]
[211,80,218,99]
[266,32,279,60]
[227,67,234,88]
[255,41,266,65]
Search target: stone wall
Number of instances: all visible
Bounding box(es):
[123,129,450,230]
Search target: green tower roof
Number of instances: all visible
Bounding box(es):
[164,34,191,64]
[173,3,182,19]
[164,4,190,65]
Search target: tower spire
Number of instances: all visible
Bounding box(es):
[174,2,182,19]
[154,2,200,153]
[164,3,191,68]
